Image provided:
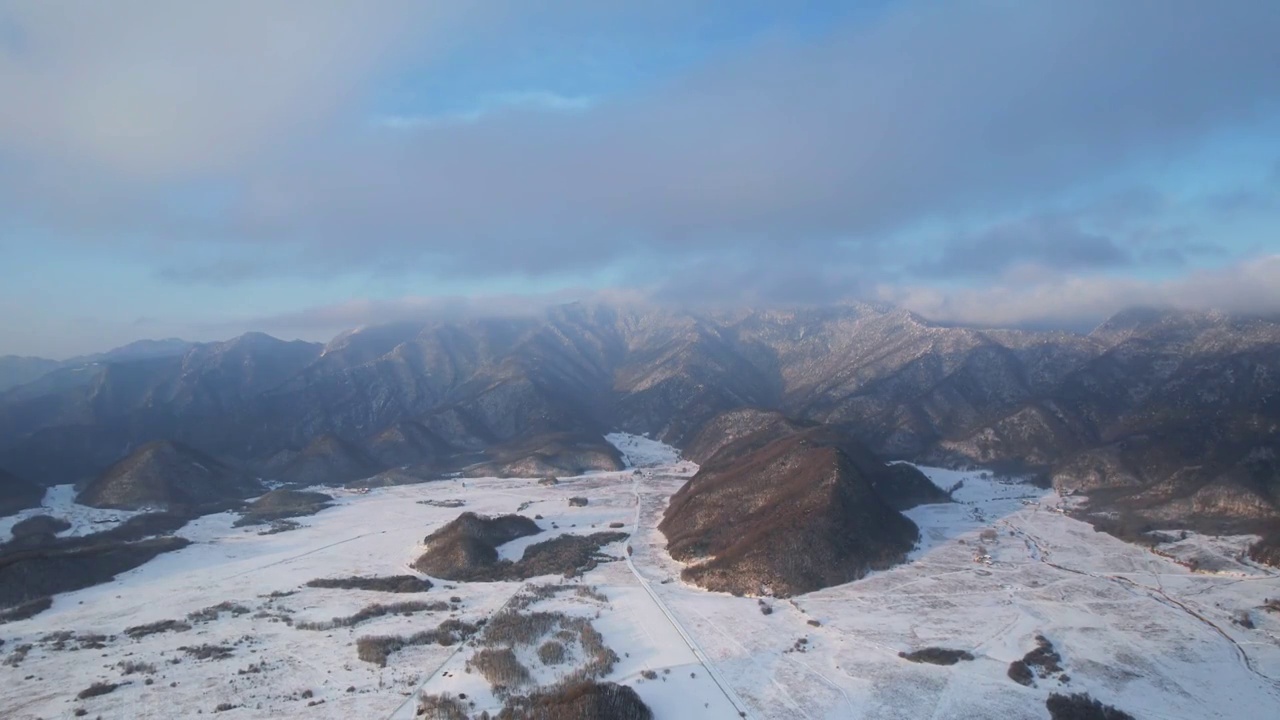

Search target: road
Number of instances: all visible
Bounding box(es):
[626,474,756,719]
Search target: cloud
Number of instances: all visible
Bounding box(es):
[205,287,649,339]
[376,90,596,128]
[0,0,472,178]
[883,254,1280,329]
[916,215,1131,279]
[2,0,1280,337]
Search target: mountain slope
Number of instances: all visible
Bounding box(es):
[76,441,261,510]
[660,424,933,596]
[0,466,43,515]
[0,303,1276,536]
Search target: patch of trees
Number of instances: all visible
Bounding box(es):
[470,647,532,693]
[1008,634,1065,686]
[413,511,624,580]
[124,619,192,639]
[234,489,333,527]
[0,596,52,624]
[180,643,234,660]
[10,515,71,539]
[1046,693,1135,720]
[76,681,122,700]
[356,618,478,666]
[187,601,250,623]
[898,647,975,665]
[415,692,470,720]
[1247,529,1280,568]
[497,680,653,720]
[297,600,449,631]
[305,575,433,593]
[0,521,191,607]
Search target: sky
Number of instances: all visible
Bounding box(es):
[1,0,1278,358]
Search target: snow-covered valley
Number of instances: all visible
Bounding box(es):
[2,435,1278,719]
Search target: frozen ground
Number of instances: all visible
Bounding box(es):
[0,484,148,541]
[2,436,1278,719]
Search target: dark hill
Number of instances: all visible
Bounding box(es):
[235,489,334,526]
[660,424,930,596]
[269,434,384,486]
[682,408,817,465]
[0,467,43,516]
[2,304,1277,540]
[365,420,451,469]
[463,431,625,478]
[76,441,260,511]
[413,512,542,580]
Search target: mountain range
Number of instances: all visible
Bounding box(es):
[0,302,1276,536]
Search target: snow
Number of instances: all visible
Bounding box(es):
[0,484,149,541]
[2,437,1278,719]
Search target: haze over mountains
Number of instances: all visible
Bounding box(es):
[0,302,1277,538]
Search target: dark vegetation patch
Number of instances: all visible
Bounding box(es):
[0,596,52,624]
[898,647,975,665]
[0,524,191,607]
[416,692,470,719]
[124,619,192,639]
[258,520,301,535]
[415,513,629,581]
[538,640,567,665]
[475,605,619,683]
[4,642,32,666]
[0,467,44,516]
[661,424,922,596]
[1247,529,1280,568]
[76,681,122,700]
[1046,692,1136,720]
[412,512,541,580]
[497,680,652,720]
[180,643,234,660]
[356,618,479,666]
[469,647,532,693]
[234,489,333,527]
[567,497,588,507]
[118,659,157,675]
[1008,635,1065,686]
[305,575,433,593]
[418,499,466,508]
[10,515,71,539]
[296,600,449,631]
[188,602,251,623]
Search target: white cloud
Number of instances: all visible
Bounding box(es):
[375,90,596,129]
[0,0,467,178]
[882,255,1280,328]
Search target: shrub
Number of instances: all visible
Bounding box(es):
[118,659,157,675]
[538,640,567,665]
[356,619,479,666]
[1045,693,1135,720]
[188,602,251,623]
[77,681,121,700]
[296,600,448,631]
[180,644,234,660]
[306,575,433,593]
[898,647,975,665]
[124,619,191,639]
[470,647,531,691]
[10,515,72,538]
[498,680,652,720]
[0,596,53,624]
[417,692,470,720]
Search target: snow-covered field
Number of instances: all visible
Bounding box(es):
[2,436,1278,719]
[0,484,149,541]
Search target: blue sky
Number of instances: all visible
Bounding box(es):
[1,0,1278,358]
